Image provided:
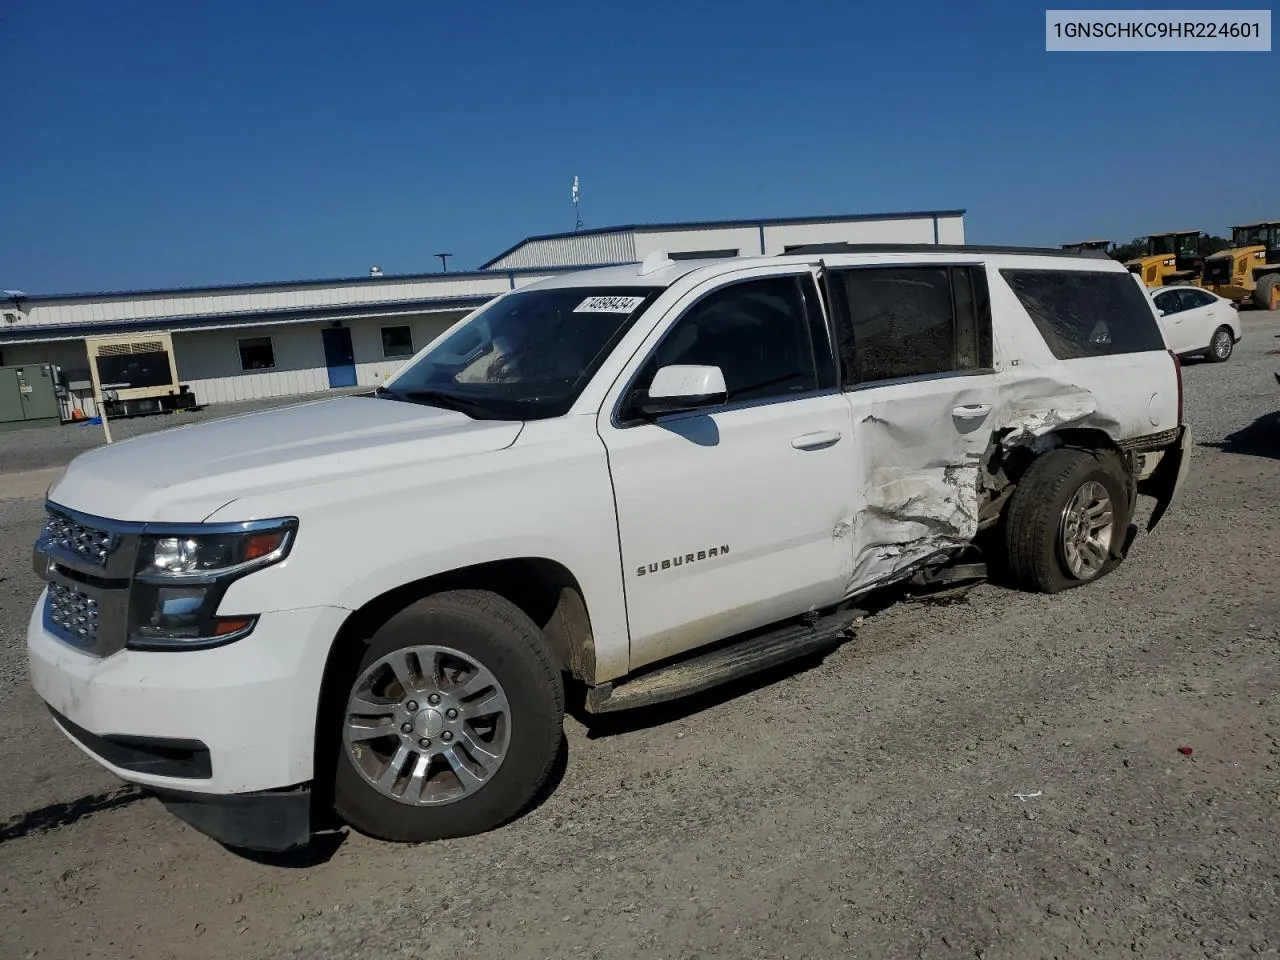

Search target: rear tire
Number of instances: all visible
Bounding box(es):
[333,590,564,843]
[1254,274,1280,311]
[1205,325,1233,362]
[1002,448,1130,594]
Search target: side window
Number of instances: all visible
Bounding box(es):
[826,265,992,385]
[1187,289,1216,309]
[1154,291,1181,315]
[632,276,819,407]
[1000,269,1167,359]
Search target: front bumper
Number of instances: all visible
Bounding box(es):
[28,599,347,796]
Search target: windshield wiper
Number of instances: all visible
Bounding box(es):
[401,390,491,418]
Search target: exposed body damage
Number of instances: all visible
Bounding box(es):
[842,370,1176,597]
[847,456,980,594]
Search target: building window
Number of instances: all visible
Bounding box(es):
[238,336,276,371]
[381,325,414,358]
[667,249,739,260]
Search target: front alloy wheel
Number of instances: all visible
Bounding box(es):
[332,590,564,843]
[343,645,511,805]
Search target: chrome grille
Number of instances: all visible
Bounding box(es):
[47,581,101,647]
[42,512,114,566]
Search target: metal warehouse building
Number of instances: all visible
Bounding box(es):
[0,209,963,419]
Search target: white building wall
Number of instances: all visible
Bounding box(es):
[936,214,966,244]
[171,311,467,405]
[763,217,943,253]
[635,226,760,259]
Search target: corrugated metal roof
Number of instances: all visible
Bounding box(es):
[485,231,638,270]
[0,262,620,305]
[0,294,495,345]
[480,209,966,268]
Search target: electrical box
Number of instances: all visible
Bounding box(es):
[0,363,62,431]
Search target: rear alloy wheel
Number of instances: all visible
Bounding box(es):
[1058,480,1114,580]
[1206,325,1233,362]
[1002,448,1130,593]
[334,590,563,842]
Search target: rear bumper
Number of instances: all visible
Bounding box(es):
[1137,424,1191,531]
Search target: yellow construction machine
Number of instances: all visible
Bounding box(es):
[1201,221,1280,309]
[1124,231,1205,287]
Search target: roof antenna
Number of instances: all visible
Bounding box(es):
[572,175,583,232]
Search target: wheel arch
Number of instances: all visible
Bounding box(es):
[980,426,1133,530]
[322,557,598,688]
[309,557,596,826]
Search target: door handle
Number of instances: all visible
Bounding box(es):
[951,403,992,419]
[791,430,843,450]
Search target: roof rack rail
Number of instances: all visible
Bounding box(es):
[780,242,1113,260]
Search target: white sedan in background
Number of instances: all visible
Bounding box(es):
[1150,285,1242,362]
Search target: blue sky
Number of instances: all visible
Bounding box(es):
[1,0,1276,292]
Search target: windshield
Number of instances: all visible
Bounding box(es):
[1146,234,1198,257]
[378,285,663,420]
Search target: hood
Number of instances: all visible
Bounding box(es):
[48,396,523,522]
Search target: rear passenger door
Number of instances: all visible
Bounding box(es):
[822,261,999,591]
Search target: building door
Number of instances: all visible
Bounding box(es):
[322,326,357,388]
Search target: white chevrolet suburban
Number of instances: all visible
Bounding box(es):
[28,244,1190,851]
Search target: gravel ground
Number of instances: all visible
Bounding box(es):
[1,313,1277,960]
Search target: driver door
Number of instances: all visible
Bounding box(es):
[598,270,855,670]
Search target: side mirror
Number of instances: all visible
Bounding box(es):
[634,364,727,418]
[1157,308,1167,316]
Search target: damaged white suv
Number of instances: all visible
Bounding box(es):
[29,244,1189,851]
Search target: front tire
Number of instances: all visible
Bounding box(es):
[1206,325,1234,362]
[334,590,564,842]
[1003,448,1130,594]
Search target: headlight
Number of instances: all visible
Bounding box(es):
[128,519,297,650]
[142,527,292,578]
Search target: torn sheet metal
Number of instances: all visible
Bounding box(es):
[848,457,979,590]
[843,380,991,594]
[996,375,1121,449]
[842,370,1120,595]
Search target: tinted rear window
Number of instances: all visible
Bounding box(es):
[1000,269,1165,359]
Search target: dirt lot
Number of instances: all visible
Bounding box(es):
[2,317,1278,960]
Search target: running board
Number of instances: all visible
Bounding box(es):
[585,610,860,714]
